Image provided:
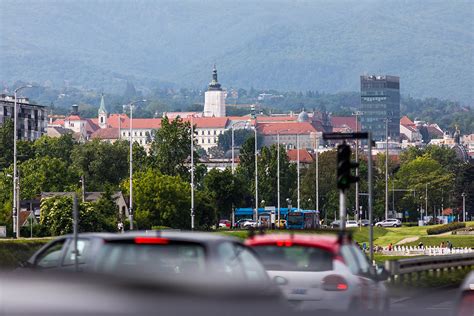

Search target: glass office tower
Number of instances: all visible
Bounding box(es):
[360,75,400,141]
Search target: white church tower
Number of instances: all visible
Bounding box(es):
[98,94,108,128]
[203,65,226,117]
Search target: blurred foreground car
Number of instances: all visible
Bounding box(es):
[246,234,389,312]
[22,231,277,291]
[455,271,474,316]
[0,271,290,316]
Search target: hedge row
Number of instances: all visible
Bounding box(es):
[0,239,50,270]
[427,222,466,235]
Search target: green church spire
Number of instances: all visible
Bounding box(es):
[98,94,107,114]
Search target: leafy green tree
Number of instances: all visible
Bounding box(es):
[395,156,454,219]
[128,168,191,229]
[71,139,129,191]
[149,116,195,178]
[203,168,247,220]
[33,134,76,164]
[0,119,14,171]
[218,129,253,152]
[19,157,77,199]
[194,190,218,229]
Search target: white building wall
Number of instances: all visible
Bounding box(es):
[203,91,225,117]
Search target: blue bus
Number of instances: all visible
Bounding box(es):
[287,210,318,230]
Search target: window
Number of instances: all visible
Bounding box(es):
[214,130,216,135]
[35,239,67,269]
[340,245,360,275]
[62,239,91,266]
[252,245,333,271]
[207,130,210,135]
[208,138,210,143]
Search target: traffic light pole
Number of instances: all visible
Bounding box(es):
[339,190,346,231]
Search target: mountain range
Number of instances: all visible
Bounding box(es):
[1,0,472,103]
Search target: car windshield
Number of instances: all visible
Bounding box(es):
[252,245,333,272]
[94,240,207,278]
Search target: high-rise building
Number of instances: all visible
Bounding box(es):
[0,94,47,141]
[360,75,400,141]
[203,65,226,117]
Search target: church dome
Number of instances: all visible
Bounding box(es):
[297,109,309,122]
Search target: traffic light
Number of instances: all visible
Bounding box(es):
[337,142,359,190]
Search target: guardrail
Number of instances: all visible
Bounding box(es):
[384,253,474,283]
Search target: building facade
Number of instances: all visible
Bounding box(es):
[360,75,400,141]
[0,94,48,141]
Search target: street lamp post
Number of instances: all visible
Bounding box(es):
[128,99,146,231]
[297,133,300,211]
[385,118,389,220]
[254,119,258,221]
[13,84,33,238]
[277,132,281,229]
[190,115,195,230]
[462,192,466,222]
[315,134,319,213]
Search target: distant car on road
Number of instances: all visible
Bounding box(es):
[330,220,341,228]
[242,220,257,229]
[246,233,389,312]
[346,220,358,228]
[375,219,401,227]
[359,219,370,227]
[219,219,231,228]
[234,218,252,228]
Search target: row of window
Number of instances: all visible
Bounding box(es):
[200,129,224,136]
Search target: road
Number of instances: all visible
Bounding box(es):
[390,286,458,316]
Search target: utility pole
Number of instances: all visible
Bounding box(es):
[368,133,374,263]
[385,118,389,220]
[80,175,85,203]
[13,84,33,238]
[254,118,258,221]
[462,192,466,222]
[315,135,319,212]
[297,133,300,211]
[190,115,195,230]
[277,132,281,229]
[128,99,146,230]
[353,111,362,218]
[425,183,428,222]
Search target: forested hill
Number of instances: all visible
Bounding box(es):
[1,0,472,103]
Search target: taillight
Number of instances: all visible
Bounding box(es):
[457,291,474,316]
[134,237,169,244]
[321,275,348,291]
[276,240,293,247]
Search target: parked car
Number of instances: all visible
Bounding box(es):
[275,219,287,229]
[22,231,275,290]
[346,220,358,228]
[359,219,370,227]
[330,220,341,228]
[234,218,252,228]
[219,219,231,228]
[242,220,257,229]
[455,271,474,316]
[246,233,389,312]
[374,219,401,227]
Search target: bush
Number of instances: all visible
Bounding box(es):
[427,222,466,235]
[0,239,50,270]
[151,225,172,230]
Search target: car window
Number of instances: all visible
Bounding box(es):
[62,238,91,266]
[95,241,206,277]
[349,245,371,275]
[339,244,360,274]
[217,242,246,280]
[35,239,67,269]
[253,245,333,272]
[234,244,269,282]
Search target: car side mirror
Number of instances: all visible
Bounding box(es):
[273,275,288,286]
[375,265,390,282]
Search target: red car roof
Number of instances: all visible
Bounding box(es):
[245,234,344,253]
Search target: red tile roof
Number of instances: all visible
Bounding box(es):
[107,114,162,129]
[400,115,415,127]
[91,128,120,140]
[331,116,357,131]
[257,122,317,135]
[52,119,65,126]
[65,115,82,121]
[183,117,229,128]
[287,149,314,163]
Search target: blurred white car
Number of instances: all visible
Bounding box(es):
[246,234,389,312]
[375,219,401,227]
[242,220,257,228]
[455,271,474,316]
[346,220,359,228]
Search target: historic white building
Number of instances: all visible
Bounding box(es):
[203,66,226,117]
